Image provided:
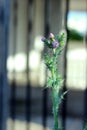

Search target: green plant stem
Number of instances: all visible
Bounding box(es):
[52,88,59,130]
[51,50,59,130]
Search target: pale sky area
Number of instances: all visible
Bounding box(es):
[67,11,87,34]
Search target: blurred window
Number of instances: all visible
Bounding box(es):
[67,11,87,90]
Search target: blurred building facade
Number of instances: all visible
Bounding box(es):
[8,0,66,86]
[0,0,87,130]
[7,0,87,115]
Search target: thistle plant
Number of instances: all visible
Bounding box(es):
[41,31,67,130]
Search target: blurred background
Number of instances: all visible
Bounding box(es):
[0,0,87,130]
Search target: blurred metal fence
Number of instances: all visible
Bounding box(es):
[0,0,10,130]
[0,0,87,130]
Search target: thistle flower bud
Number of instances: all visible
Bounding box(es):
[52,40,59,48]
[49,33,54,39]
[41,37,46,42]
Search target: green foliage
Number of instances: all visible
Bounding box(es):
[68,29,83,41]
[84,121,87,130]
[42,30,86,130]
[44,54,53,70]
[41,31,67,130]
[56,31,66,47]
[58,128,62,130]
[47,77,53,88]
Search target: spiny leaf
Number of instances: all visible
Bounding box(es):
[57,30,67,47]
[60,91,68,100]
[58,128,62,130]
[55,30,67,55]
[47,77,53,88]
[84,121,87,130]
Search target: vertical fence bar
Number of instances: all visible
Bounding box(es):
[10,1,18,129]
[0,0,10,130]
[42,0,50,129]
[25,0,33,129]
[0,74,3,130]
[0,4,4,130]
[0,2,3,126]
[61,0,69,129]
[42,88,48,130]
[10,81,16,127]
[84,0,87,127]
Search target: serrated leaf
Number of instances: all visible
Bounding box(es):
[47,78,53,88]
[84,121,87,130]
[57,31,67,47]
[60,91,68,100]
[55,31,67,55]
[58,128,62,130]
